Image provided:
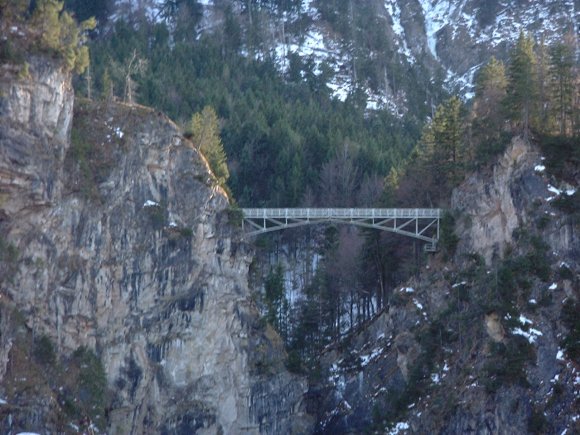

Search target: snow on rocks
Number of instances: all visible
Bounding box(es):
[546,184,577,201]
[388,421,410,434]
[512,327,543,344]
[510,314,543,344]
[384,0,415,62]
[360,346,385,367]
[548,185,562,196]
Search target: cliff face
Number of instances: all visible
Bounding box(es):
[0,58,312,434]
[310,138,579,434]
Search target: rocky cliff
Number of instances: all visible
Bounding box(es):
[0,57,312,433]
[310,138,579,434]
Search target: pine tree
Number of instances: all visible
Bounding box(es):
[505,32,538,139]
[409,96,465,205]
[549,37,575,136]
[264,264,288,341]
[428,96,464,177]
[101,67,113,101]
[535,37,552,133]
[0,0,29,22]
[30,0,95,73]
[189,106,230,187]
[32,0,63,50]
[471,56,508,158]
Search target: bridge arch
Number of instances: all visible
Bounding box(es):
[241,208,442,251]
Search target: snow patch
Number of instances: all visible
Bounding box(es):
[549,283,558,290]
[418,0,458,60]
[388,421,410,434]
[512,327,543,344]
[413,299,424,310]
[143,200,159,207]
[360,347,384,367]
[534,165,545,172]
[385,0,415,62]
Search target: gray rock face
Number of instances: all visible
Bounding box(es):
[452,138,539,264]
[0,60,312,434]
[0,57,73,216]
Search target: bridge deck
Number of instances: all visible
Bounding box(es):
[242,208,441,219]
[241,208,442,250]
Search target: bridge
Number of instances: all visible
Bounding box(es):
[241,208,442,251]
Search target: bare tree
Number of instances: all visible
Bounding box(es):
[122,49,148,104]
[318,142,360,207]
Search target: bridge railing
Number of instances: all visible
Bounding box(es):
[241,208,442,219]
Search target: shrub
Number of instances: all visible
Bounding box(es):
[34,334,56,366]
[552,192,579,216]
[528,406,548,434]
[561,299,580,361]
[227,205,244,228]
[0,237,19,262]
[439,211,459,258]
[482,337,534,393]
[69,346,108,429]
[144,203,166,229]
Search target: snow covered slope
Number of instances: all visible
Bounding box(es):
[112,0,579,114]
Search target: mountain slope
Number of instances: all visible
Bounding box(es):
[309,137,579,434]
[114,0,579,113]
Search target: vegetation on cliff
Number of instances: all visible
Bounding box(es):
[0,0,95,73]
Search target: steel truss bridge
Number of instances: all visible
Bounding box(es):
[241,208,442,251]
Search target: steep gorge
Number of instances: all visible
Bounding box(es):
[0,56,312,434]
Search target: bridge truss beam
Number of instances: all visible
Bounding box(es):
[241,208,442,251]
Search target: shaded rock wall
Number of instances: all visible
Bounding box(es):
[0,58,312,434]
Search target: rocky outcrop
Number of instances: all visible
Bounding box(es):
[310,139,579,434]
[451,138,544,264]
[0,59,312,433]
[0,56,73,218]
